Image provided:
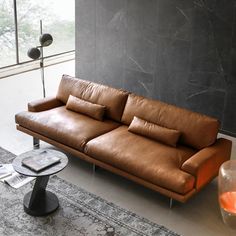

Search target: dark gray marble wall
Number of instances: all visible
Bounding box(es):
[75,0,236,137]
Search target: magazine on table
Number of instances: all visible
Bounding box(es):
[22,150,61,172]
[0,164,35,188]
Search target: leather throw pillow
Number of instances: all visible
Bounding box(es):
[66,95,106,121]
[128,116,181,147]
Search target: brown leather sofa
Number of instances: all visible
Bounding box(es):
[15,74,232,203]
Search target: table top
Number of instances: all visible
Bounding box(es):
[12,148,68,177]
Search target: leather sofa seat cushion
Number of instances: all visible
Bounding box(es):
[85,126,197,194]
[66,95,106,121]
[122,94,220,149]
[128,116,181,147]
[15,106,120,151]
[56,75,129,122]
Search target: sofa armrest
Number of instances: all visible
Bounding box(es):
[181,138,232,190]
[28,97,63,112]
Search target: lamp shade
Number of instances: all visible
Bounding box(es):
[27,47,41,59]
[39,33,53,46]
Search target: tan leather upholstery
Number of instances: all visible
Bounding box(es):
[66,95,106,121]
[85,126,196,194]
[128,116,181,147]
[16,125,197,202]
[15,106,120,151]
[28,97,63,112]
[122,94,220,149]
[15,76,232,203]
[56,74,129,121]
[181,138,232,190]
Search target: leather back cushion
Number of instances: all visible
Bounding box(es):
[66,95,106,121]
[57,75,129,121]
[128,116,181,147]
[122,94,220,149]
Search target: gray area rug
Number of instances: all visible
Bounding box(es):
[0,147,180,236]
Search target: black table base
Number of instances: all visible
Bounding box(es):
[23,176,59,216]
[13,148,68,217]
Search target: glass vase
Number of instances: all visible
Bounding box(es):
[218,160,236,229]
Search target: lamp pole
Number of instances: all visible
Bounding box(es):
[40,20,46,98]
[27,21,53,99]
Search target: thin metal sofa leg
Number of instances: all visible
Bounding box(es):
[93,164,96,173]
[169,198,173,209]
[33,137,40,149]
[93,164,98,173]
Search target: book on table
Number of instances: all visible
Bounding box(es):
[22,150,61,172]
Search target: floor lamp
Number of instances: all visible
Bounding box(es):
[27,20,53,98]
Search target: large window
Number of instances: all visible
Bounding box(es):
[0,0,75,68]
[0,0,16,67]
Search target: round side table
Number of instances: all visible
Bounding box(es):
[12,148,68,216]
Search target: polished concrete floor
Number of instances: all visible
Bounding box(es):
[0,61,236,236]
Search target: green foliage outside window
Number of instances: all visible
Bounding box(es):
[0,0,74,68]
